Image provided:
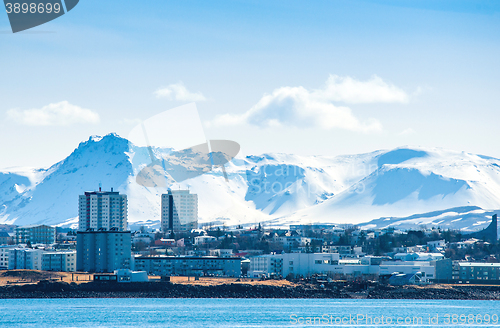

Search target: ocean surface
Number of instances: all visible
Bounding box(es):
[1,298,499,327]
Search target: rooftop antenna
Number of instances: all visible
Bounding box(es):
[99,182,102,192]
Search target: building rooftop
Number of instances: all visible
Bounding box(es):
[458,262,500,267]
[16,224,54,229]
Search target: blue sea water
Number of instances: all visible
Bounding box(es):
[0,298,499,327]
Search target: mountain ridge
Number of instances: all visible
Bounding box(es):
[1,133,499,231]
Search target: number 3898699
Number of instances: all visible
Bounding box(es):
[5,3,61,14]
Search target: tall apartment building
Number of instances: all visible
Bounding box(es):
[78,188,127,232]
[77,188,131,273]
[161,190,198,233]
[15,225,56,245]
[76,231,131,273]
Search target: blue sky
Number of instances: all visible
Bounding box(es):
[1,0,500,167]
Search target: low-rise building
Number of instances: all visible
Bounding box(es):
[132,232,153,245]
[209,249,233,257]
[379,261,435,282]
[249,255,283,277]
[154,238,176,246]
[8,248,43,270]
[42,250,76,272]
[194,236,217,245]
[457,262,500,281]
[249,253,341,278]
[114,269,149,282]
[0,245,17,269]
[427,240,446,251]
[321,245,362,257]
[0,231,12,245]
[15,225,56,245]
[393,252,444,262]
[134,256,242,277]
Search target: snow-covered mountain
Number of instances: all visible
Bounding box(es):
[359,206,500,232]
[1,133,500,231]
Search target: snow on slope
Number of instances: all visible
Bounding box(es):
[1,134,500,231]
[359,206,500,233]
[280,147,500,226]
[0,134,135,226]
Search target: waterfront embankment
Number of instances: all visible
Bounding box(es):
[1,280,500,300]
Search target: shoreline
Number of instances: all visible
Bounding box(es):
[1,280,500,300]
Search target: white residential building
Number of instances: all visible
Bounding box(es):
[132,232,154,245]
[209,249,234,257]
[427,240,446,250]
[394,252,444,262]
[279,236,312,248]
[161,190,198,233]
[194,235,217,245]
[8,248,43,270]
[0,245,17,269]
[42,250,76,272]
[78,188,127,232]
[282,253,340,277]
[15,225,56,245]
[249,253,341,278]
[249,255,283,277]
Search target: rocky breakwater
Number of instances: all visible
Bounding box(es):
[0,280,350,299]
[1,280,499,300]
[367,284,500,300]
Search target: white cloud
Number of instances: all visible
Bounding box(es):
[319,75,409,104]
[7,101,100,126]
[208,75,409,133]
[154,82,207,102]
[399,128,416,136]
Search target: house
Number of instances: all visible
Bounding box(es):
[154,238,176,246]
[209,249,233,257]
[194,236,217,245]
[379,261,435,282]
[388,272,424,285]
[427,240,446,251]
[0,231,12,245]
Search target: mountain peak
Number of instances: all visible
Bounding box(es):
[74,133,130,155]
[87,132,124,143]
